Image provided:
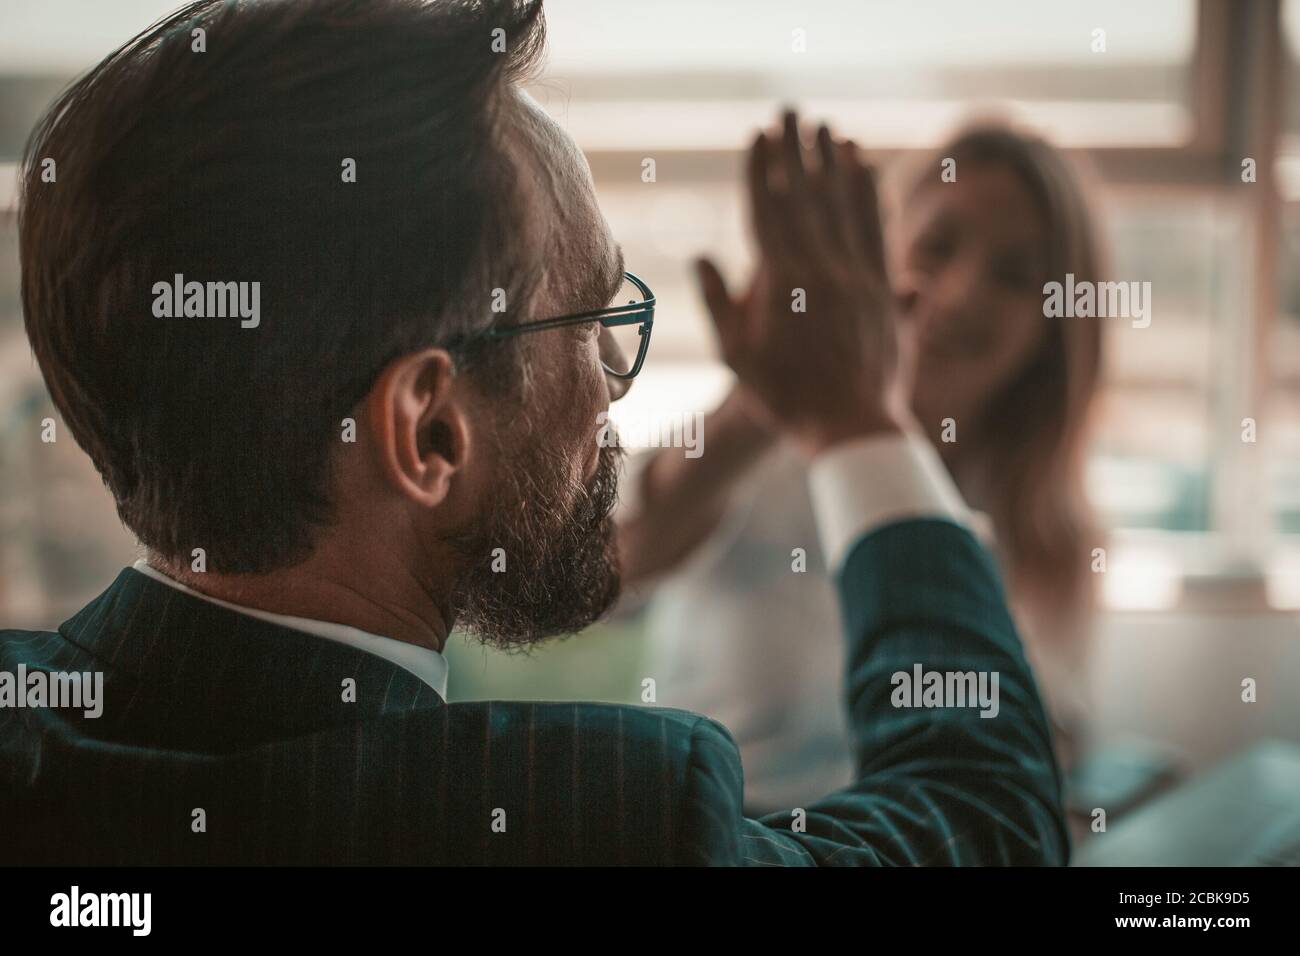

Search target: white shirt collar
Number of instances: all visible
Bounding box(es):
[130,559,448,700]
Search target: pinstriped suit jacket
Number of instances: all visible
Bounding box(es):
[0,518,1068,865]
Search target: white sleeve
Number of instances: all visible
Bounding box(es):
[806,427,972,573]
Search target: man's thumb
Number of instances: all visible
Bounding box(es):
[695,257,735,334]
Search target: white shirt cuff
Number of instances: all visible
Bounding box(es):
[807,427,972,573]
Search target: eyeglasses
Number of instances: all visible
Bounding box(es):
[484,271,655,380]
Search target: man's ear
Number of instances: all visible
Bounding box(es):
[366,348,470,507]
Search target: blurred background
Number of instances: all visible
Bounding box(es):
[1,0,1298,860]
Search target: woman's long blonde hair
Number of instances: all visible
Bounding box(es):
[898,122,1107,635]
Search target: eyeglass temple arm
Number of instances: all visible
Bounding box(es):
[488,271,655,339]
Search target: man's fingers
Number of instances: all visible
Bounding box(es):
[750,112,866,276]
[697,257,758,379]
[816,124,864,262]
[695,257,739,346]
[780,109,807,194]
[845,142,887,277]
[696,256,730,314]
[779,110,831,266]
[815,122,838,176]
[747,132,785,261]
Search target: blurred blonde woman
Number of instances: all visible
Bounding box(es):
[618,121,1106,813]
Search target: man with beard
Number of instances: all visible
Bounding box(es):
[2,0,1067,865]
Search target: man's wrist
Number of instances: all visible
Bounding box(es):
[716,386,779,449]
[791,384,919,458]
[794,413,912,459]
[806,424,971,572]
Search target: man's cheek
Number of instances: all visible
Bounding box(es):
[578,355,608,457]
[579,414,602,483]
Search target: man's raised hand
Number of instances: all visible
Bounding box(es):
[696,110,914,456]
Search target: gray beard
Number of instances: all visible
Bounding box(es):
[448,440,623,649]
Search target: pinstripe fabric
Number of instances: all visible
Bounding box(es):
[0,518,1067,865]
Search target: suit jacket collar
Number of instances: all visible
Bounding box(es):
[129,558,448,699]
[56,568,444,751]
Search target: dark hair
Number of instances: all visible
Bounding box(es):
[20,0,547,573]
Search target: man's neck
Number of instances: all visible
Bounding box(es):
[146,552,452,653]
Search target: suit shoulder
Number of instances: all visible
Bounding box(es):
[0,626,65,660]
[443,701,745,864]
[441,699,735,763]
[435,701,744,820]
[0,626,55,643]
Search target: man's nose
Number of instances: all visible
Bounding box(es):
[599,328,634,402]
[605,370,633,402]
